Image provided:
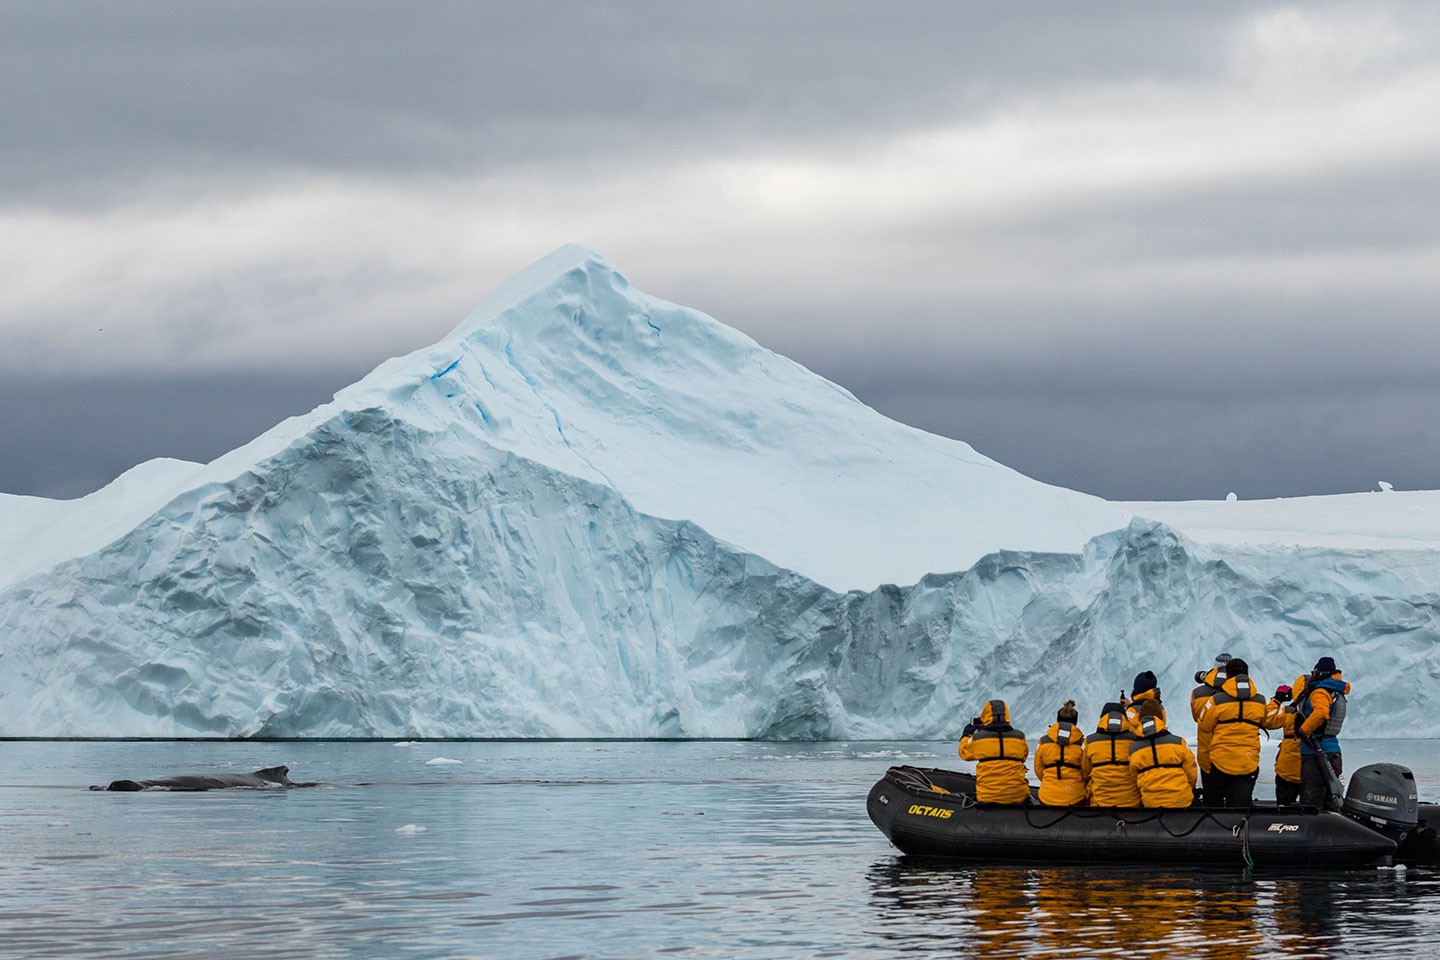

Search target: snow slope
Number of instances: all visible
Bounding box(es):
[1,246,1437,738]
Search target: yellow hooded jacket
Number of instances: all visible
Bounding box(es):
[1123,688,1165,738]
[1129,713,1198,808]
[959,699,1031,804]
[1197,674,1285,776]
[1036,721,1088,806]
[1082,706,1141,807]
[1190,666,1223,773]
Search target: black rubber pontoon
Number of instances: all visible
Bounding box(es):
[868,766,1422,868]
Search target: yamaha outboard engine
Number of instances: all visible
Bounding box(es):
[1342,763,1419,846]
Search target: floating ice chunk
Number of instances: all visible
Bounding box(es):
[1226,492,1238,502]
[395,824,429,835]
[425,757,463,766]
[1379,481,1394,492]
[393,741,420,747]
[47,820,71,827]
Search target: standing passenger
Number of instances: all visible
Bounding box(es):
[1082,702,1141,807]
[1129,700,1197,808]
[1268,676,1307,804]
[959,699,1031,804]
[1298,657,1350,808]
[1036,700,1087,806]
[1190,652,1232,796]
[1196,658,1284,807]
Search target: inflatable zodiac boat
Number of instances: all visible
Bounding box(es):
[867,764,1440,867]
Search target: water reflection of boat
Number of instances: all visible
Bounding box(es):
[868,766,1439,868]
[866,859,1438,960]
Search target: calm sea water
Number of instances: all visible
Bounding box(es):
[1,740,1437,959]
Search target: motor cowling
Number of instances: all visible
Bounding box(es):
[1342,763,1419,844]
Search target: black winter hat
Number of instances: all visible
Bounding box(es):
[1132,670,1158,695]
[1313,656,1338,676]
[1225,657,1250,678]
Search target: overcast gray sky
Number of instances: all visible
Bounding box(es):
[3,1,1438,500]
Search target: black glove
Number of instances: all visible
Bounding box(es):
[962,723,977,739]
[1194,670,1207,684]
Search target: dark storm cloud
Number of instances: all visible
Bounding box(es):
[0,1,1241,201]
[0,369,366,499]
[833,363,1440,501]
[2,1,1439,501]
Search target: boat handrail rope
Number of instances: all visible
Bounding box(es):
[1020,802,1245,840]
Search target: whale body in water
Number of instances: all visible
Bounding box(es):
[91,764,316,791]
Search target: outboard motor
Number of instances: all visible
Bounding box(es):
[1342,763,1419,846]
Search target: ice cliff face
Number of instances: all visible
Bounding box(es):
[1,246,1437,737]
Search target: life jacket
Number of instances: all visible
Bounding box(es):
[1270,675,1307,784]
[1197,674,1284,776]
[1128,714,1197,809]
[1082,706,1140,807]
[1036,721,1087,806]
[1123,688,1165,738]
[959,699,1031,804]
[1298,674,1349,755]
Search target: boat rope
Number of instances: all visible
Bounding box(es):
[1017,802,1240,840]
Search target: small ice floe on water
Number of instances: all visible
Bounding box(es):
[47,820,71,827]
[393,741,420,747]
[318,818,359,823]
[1379,481,1394,492]
[425,757,463,766]
[1226,492,1238,502]
[395,824,429,835]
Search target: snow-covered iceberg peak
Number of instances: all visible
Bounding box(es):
[324,245,1132,592]
[0,245,1131,596]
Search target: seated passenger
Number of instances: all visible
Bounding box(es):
[1082,701,1141,807]
[1036,700,1087,806]
[1123,670,1165,737]
[960,699,1031,804]
[1128,700,1197,808]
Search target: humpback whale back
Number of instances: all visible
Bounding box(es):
[91,764,318,791]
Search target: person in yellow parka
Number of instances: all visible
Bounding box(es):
[1122,670,1165,737]
[1268,675,1307,804]
[1196,657,1286,807]
[1129,700,1198,808]
[1190,651,1232,795]
[1082,701,1141,807]
[959,699,1031,804]
[1035,700,1088,806]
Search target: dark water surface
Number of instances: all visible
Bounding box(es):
[1,740,1437,959]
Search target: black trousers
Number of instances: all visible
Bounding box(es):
[1205,768,1259,807]
[1301,753,1343,807]
[1275,776,1302,805]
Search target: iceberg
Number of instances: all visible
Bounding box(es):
[1,245,1437,738]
